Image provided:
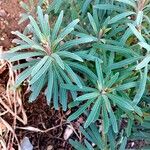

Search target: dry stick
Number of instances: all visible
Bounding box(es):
[0,137,7,150]
[0,98,26,124]
[16,122,68,133]
[0,118,21,150]
[0,51,21,150]
[8,62,17,148]
[0,62,27,125]
[0,110,8,116]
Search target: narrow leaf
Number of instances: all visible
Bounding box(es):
[46,65,53,104]
[76,92,99,101]
[133,66,148,105]
[84,97,102,128]
[52,10,64,41]
[88,12,98,34]
[68,99,94,121]
[128,23,146,42]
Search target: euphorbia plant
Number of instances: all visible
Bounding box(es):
[2,6,94,110]
[1,0,150,149]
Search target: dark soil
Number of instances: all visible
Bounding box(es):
[17,96,72,150]
[0,0,28,49]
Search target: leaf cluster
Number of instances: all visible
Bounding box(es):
[1,0,150,149]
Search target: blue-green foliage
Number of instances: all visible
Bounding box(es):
[1,0,150,149]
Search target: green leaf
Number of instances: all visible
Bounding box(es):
[54,19,79,46]
[57,51,83,62]
[30,58,52,84]
[94,43,134,55]
[52,53,65,69]
[12,31,34,45]
[109,12,135,24]
[79,126,93,142]
[136,11,143,26]
[119,137,127,150]
[31,56,49,76]
[10,44,31,52]
[126,119,133,137]
[133,66,148,105]
[66,61,97,82]
[61,84,96,92]
[46,66,53,105]
[116,0,136,8]
[87,13,98,34]
[44,14,51,37]
[139,42,150,52]
[59,37,95,51]
[134,105,143,117]
[12,60,38,70]
[20,1,30,11]
[57,65,77,100]
[82,0,92,15]
[68,99,94,121]
[29,73,46,102]
[109,111,118,133]
[108,128,116,150]
[116,82,138,91]
[37,6,45,34]
[84,96,102,128]
[92,103,101,122]
[76,92,99,101]
[89,124,104,149]
[120,28,132,45]
[102,95,111,111]
[102,103,110,133]
[104,100,118,133]
[29,16,43,40]
[9,52,44,62]
[53,71,59,110]
[75,51,98,61]
[14,68,32,88]
[84,139,94,150]
[96,58,104,89]
[136,55,150,70]
[105,72,119,88]
[60,88,67,111]
[110,57,140,70]
[54,0,63,13]
[128,23,146,42]
[69,139,87,150]
[65,64,82,88]
[94,4,125,12]
[107,94,134,111]
[52,10,64,41]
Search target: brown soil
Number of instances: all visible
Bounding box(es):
[0,0,27,49]
[17,96,72,150]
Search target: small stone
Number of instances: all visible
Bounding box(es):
[0,10,7,17]
[63,126,73,140]
[0,37,4,41]
[47,145,53,150]
[21,137,33,150]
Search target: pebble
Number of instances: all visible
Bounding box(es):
[0,9,7,17]
[0,37,4,41]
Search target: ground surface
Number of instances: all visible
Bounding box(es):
[0,0,27,49]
